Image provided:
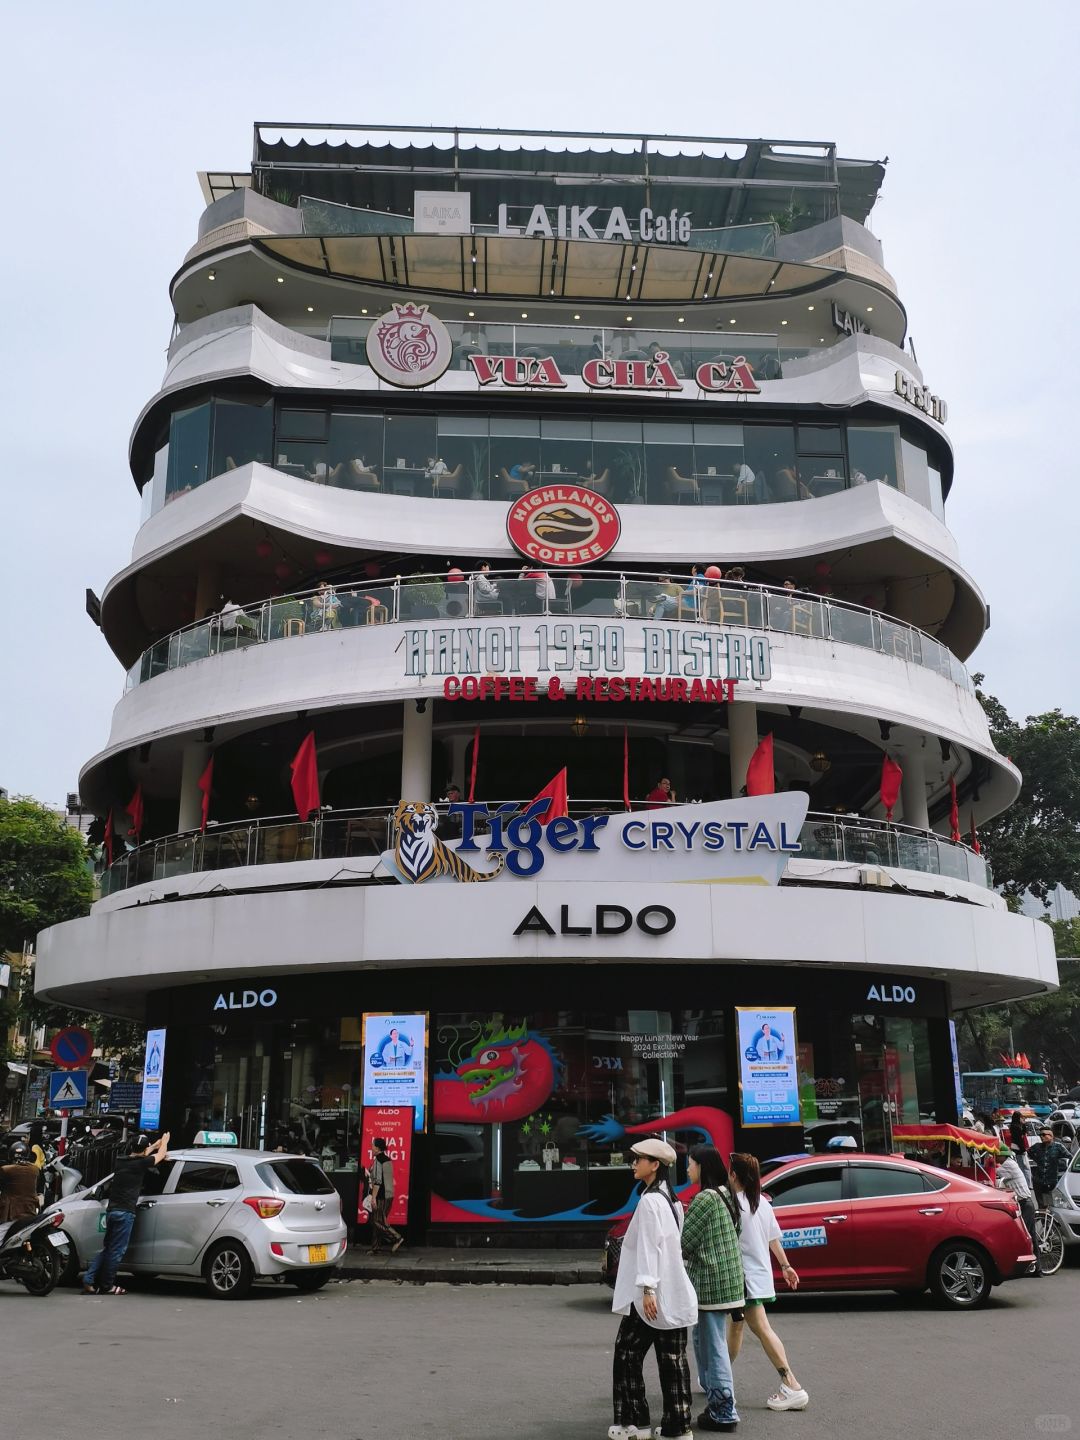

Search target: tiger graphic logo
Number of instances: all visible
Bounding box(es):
[390,801,504,885]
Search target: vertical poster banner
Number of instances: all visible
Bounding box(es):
[357,1105,413,1228]
[362,1012,428,1131]
[736,1007,801,1127]
[139,1028,167,1130]
[948,1020,965,1119]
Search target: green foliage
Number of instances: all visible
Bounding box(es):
[973,677,1080,901]
[0,796,93,954]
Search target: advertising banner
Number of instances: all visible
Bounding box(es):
[362,1013,428,1131]
[139,1028,166,1130]
[736,1007,801,1127]
[357,1105,413,1229]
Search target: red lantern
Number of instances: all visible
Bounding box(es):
[704,564,723,580]
[256,539,273,560]
[314,549,332,568]
[814,560,831,578]
[448,567,464,581]
[274,561,291,580]
[861,594,876,608]
[364,561,381,578]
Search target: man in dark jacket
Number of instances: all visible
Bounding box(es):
[83,1131,170,1295]
[1029,1128,1071,1208]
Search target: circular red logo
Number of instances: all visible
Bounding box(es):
[506,484,621,567]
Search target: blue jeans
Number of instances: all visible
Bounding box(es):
[85,1209,136,1291]
[694,1311,738,1422]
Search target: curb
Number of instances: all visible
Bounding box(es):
[338,1252,604,1286]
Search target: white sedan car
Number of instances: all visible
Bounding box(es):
[44,1144,348,1297]
[1051,1147,1080,1250]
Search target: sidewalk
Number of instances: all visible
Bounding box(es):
[339,1244,603,1285]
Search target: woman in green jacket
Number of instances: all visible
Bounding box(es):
[681,1145,745,1433]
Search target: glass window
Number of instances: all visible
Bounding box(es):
[437,416,489,500]
[211,397,272,477]
[384,416,437,494]
[141,430,170,521]
[644,422,693,507]
[849,1163,927,1199]
[140,1160,177,1196]
[692,423,744,506]
[328,412,384,490]
[540,417,594,484]
[766,1167,843,1208]
[593,420,643,505]
[256,1159,336,1195]
[848,425,899,489]
[744,425,797,503]
[278,408,328,441]
[490,419,540,499]
[165,402,211,501]
[797,424,843,454]
[174,1161,241,1193]
[900,435,931,507]
[927,462,944,520]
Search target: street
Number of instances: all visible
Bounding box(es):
[5,1265,1078,1440]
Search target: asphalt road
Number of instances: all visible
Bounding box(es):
[6,1263,1078,1440]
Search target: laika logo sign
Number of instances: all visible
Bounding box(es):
[365,302,452,388]
[506,484,621,566]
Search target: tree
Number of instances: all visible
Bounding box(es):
[0,795,94,954]
[973,677,1080,902]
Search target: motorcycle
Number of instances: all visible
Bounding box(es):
[0,1208,71,1296]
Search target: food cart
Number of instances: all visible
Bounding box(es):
[891,1122,1003,1185]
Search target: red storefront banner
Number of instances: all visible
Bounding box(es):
[443,674,738,703]
[357,1106,413,1228]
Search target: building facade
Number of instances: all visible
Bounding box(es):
[37,126,1056,1239]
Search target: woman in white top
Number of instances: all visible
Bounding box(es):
[610,1138,698,1440]
[726,1152,809,1413]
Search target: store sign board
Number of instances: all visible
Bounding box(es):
[736,1006,802,1127]
[413,190,472,234]
[362,1013,428,1132]
[357,1105,413,1229]
[380,793,808,887]
[403,619,772,685]
[832,303,870,336]
[469,351,760,395]
[894,369,947,424]
[506,484,621,566]
[498,202,692,245]
[365,303,453,388]
[139,1028,166,1131]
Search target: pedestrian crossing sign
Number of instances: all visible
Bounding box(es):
[48,1070,88,1108]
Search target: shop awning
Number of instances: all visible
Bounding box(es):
[892,1123,1004,1155]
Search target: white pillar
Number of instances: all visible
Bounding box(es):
[178,742,211,832]
[900,747,929,830]
[401,700,433,801]
[727,701,759,798]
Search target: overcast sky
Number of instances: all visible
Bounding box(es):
[2,2,1077,807]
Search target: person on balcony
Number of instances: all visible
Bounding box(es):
[473,563,501,612]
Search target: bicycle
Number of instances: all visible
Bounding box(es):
[1030,1208,1065,1276]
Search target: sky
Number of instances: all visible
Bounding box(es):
[2,2,1077,807]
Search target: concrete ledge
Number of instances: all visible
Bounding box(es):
[338,1245,604,1286]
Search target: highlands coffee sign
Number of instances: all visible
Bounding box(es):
[507,483,620,565]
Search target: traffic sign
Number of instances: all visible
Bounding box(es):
[50,1027,95,1070]
[48,1070,88,1108]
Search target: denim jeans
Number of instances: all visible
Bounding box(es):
[85,1208,136,1291]
[693,1311,738,1421]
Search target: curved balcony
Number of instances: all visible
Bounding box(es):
[124,571,973,695]
[98,804,991,900]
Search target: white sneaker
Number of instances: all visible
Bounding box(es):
[652,1428,693,1439]
[767,1384,809,1411]
[608,1427,653,1439]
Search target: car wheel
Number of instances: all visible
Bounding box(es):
[203,1240,254,1300]
[929,1243,991,1309]
[291,1268,333,1292]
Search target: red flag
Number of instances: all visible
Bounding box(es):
[528,768,569,825]
[126,784,144,840]
[745,733,775,796]
[198,756,215,833]
[103,809,114,867]
[290,731,320,822]
[467,725,480,804]
[622,727,631,811]
[948,779,961,843]
[880,755,903,821]
[969,810,981,855]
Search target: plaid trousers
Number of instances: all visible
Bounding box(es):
[613,1309,692,1435]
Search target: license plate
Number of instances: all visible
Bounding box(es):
[307,1244,328,1264]
[48,1232,69,1248]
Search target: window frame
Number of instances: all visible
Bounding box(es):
[843,1161,935,1201]
[763,1163,845,1209]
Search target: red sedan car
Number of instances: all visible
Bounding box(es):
[603,1153,1034,1308]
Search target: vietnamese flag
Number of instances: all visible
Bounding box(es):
[622,727,631,811]
[126,784,144,840]
[290,732,321,822]
[949,778,961,842]
[467,725,480,804]
[969,810,981,855]
[103,808,114,867]
[745,733,775,797]
[880,755,903,821]
[529,768,569,825]
[198,756,215,833]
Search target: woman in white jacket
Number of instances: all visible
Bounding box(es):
[610,1138,699,1440]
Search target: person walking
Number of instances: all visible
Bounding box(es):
[83,1131,170,1295]
[1007,1111,1032,1182]
[368,1137,404,1254]
[996,1147,1041,1275]
[609,1137,698,1440]
[1029,1127,1071,1209]
[726,1153,809,1412]
[681,1146,744,1433]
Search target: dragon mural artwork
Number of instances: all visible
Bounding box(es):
[431,1019,735,1224]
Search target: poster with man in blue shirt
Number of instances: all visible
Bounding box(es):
[737,1006,801,1126]
[362,1013,427,1130]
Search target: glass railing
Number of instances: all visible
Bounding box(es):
[125,573,974,694]
[329,316,786,382]
[99,805,990,898]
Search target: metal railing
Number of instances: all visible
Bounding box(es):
[99,805,990,898]
[125,571,973,694]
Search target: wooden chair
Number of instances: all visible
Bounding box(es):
[583,469,610,495]
[433,463,465,497]
[343,460,381,491]
[665,466,700,504]
[363,596,389,625]
[718,590,750,627]
[499,467,529,499]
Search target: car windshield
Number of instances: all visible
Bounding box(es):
[256,1159,335,1195]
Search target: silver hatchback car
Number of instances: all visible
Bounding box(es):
[45,1142,348,1298]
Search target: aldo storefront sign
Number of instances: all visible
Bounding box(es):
[515,903,676,937]
[213,988,279,1012]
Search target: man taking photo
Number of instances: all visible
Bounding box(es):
[1029,1126,1070,1210]
[83,1131,170,1295]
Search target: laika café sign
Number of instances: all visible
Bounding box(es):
[381,794,808,887]
[507,484,621,565]
[403,619,773,686]
[498,203,691,245]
